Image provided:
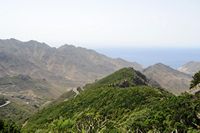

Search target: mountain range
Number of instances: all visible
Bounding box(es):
[0,38,142,87]
[0,38,142,110]
[0,38,200,132]
[0,38,198,99]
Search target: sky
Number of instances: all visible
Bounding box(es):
[1,0,200,49]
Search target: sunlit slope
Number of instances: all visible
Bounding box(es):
[23,68,200,132]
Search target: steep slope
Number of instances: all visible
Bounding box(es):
[54,45,142,82]
[0,39,79,89]
[52,68,160,104]
[178,61,200,75]
[0,119,20,133]
[22,68,200,132]
[0,38,142,88]
[143,63,192,95]
[0,38,142,114]
[22,68,163,131]
[84,67,160,90]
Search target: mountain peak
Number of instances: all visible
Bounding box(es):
[58,44,76,49]
[146,63,172,71]
[26,40,40,44]
[8,38,21,42]
[0,38,22,44]
[144,63,192,95]
[93,67,149,88]
[178,61,200,75]
[24,40,50,48]
[154,63,169,67]
[0,38,142,87]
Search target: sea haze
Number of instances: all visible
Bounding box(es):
[96,48,200,68]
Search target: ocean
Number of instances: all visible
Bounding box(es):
[96,48,200,68]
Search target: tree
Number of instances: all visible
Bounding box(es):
[0,119,20,133]
[190,71,200,89]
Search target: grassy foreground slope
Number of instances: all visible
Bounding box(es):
[23,68,200,132]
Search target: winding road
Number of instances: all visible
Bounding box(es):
[64,88,81,101]
[0,101,10,108]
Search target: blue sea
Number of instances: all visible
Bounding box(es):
[96,48,200,69]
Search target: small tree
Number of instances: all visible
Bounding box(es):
[190,71,200,89]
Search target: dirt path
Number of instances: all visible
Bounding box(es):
[64,88,81,102]
[72,88,80,96]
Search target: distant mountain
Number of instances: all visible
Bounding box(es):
[178,61,200,75]
[143,63,192,95]
[0,38,142,89]
[0,38,142,110]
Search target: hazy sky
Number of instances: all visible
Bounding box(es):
[1,0,200,48]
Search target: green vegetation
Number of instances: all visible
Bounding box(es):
[23,89,200,132]
[191,70,200,89]
[0,68,199,132]
[84,67,149,90]
[0,119,20,133]
[23,86,168,132]
[51,90,77,104]
[22,68,200,132]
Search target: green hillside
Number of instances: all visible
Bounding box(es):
[84,67,155,90]
[22,68,200,132]
[0,119,20,133]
